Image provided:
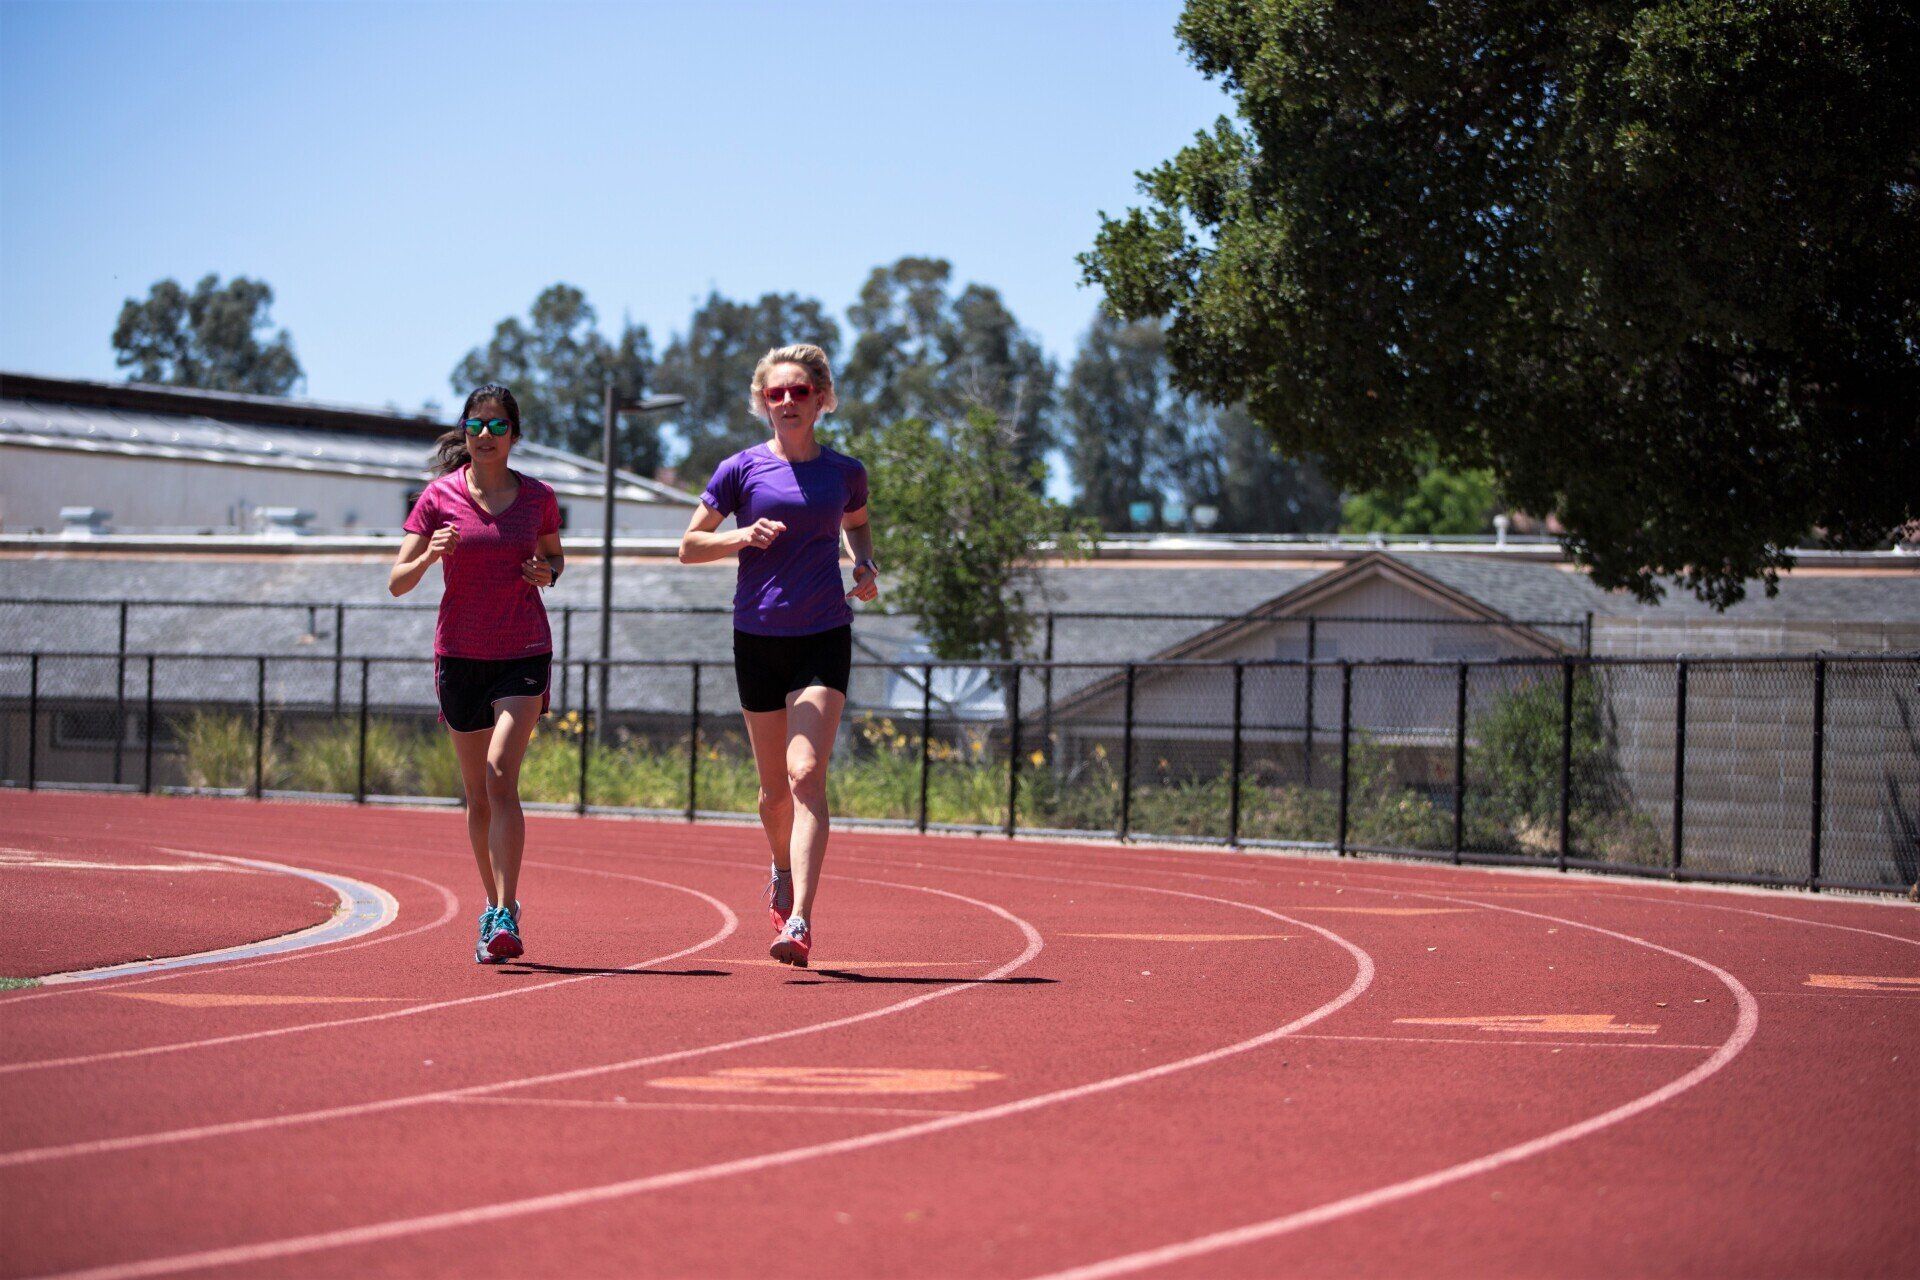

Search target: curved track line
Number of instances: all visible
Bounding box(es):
[0,875,1033,1171]
[1027,886,1762,1280]
[0,861,728,1078]
[0,863,462,1010]
[935,839,1920,948]
[31,884,1371,1280]
[30,852,397,987]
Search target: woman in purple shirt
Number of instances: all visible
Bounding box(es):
[679,344,878,968]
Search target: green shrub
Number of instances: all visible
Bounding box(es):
[281,719,417,795]
[175,711,272,790]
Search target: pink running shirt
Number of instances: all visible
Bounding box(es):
[404,467,562,660]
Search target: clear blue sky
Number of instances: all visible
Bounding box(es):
[1,0,1229,440]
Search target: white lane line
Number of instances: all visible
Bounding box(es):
[0,862,720,1077]
[0,864,461,1010]
[450,1097,967,1118]
[0,875,1032,1171]
[29,888,1368,1280]
[1285,1033,1719,1050]
[1027,889,1761,1280]
[33,852,396,987]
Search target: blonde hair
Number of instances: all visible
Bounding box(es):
[749,343,838,419]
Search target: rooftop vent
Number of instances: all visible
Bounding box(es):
[59,506,112,536]
[255,506,316,537]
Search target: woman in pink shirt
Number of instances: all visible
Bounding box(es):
[390,384,564,964]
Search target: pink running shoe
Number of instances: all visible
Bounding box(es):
[769,916,811,968]
[766,873,794,931]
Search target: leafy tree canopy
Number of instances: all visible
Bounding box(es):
[1084,0,1919,605]
[1341,452,1499,537]
[112,274,303,395]
[452,284,656,472]
[844,408,1094,661]
[654,290,840,487]
[842,257,1058,482]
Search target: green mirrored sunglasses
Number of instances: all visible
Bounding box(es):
[463,418,512,436]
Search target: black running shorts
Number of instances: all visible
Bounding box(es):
[435,652,552,733]
[733,625,852,714]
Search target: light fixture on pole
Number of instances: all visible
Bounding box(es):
[599,384,685,738]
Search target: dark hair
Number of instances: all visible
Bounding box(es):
[432,384,522,476]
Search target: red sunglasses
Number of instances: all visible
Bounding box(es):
[763,384,814,405]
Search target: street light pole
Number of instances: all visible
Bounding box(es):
[598,384,686,739]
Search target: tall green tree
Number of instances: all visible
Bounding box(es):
[1084,1,1920,605]
[850,409,1094,660]
[654,291,840,486]
[1063,310,1193,529]
[451,284,657,471]
[842,257,1057,481]
[112,275,303,395]
[1211,405,1341,533]
[1065,311,1336,532]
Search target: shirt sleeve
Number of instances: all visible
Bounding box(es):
[402,483,439,536]
[701,455,743,520]
[844,459,869,514]
[539,485,561,536]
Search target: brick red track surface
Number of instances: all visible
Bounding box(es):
[1,791,1914,1279]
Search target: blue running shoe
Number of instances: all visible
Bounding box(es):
[474,906,501,964]
[485,902,524,960]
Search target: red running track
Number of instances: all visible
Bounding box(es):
[0,791,1914,1279]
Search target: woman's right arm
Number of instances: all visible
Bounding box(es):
[679,504,784,565]
[389,527,456,596]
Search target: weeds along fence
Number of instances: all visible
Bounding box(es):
[0,650,1912,896]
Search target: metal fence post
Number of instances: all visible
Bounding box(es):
[253,656,267,798]
[918,663,932,833]
[1303,620,1318,788]
[1041,614,1055,749]
[1119,664,1137,840]
[559,608,573,712]
[576,662,592,815]
[1005,662,1022,838]
[1671,660,1688,876]
[1558,660,1574,872]
[114,600,128,785]
[687,662,701,822]
[1228,662,1244,847]
[27,652,39,789]
[1336,661,1354,856]
[1809,657,1826,891]
[356,659,370,803]
[143,654,156,794]
[1452,662,1467,863]
[332,603,346,714]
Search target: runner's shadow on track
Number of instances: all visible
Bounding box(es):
[787,970,1057,986]
[495,963,732,978]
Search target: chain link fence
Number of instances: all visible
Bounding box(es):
[2,649,1912,894]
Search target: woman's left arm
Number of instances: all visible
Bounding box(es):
[522,531,565,588]
[842,507,878,602]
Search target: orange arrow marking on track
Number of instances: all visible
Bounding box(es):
[1805,974,1920,992]
[1064,933,1294,942]
[1289,907,1470,916]
[105,994,412,1007]
[648,1067,1002,1096]
[1396,1014,1660,1035]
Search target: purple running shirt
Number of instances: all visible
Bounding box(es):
[701,442,869,637]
